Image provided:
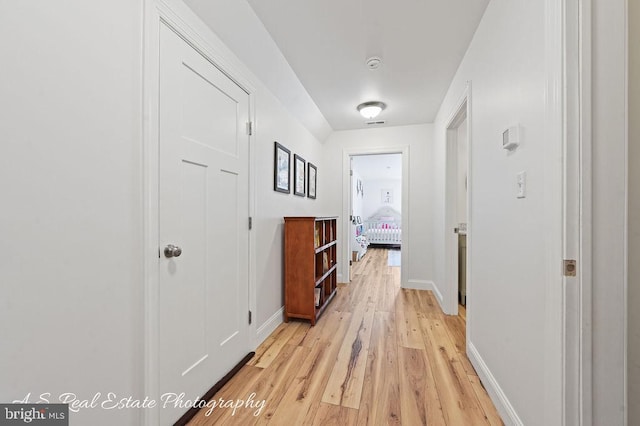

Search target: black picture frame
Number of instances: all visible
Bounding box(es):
[307,162,317,199]
[274,142,291,193]
[294,154,306,197]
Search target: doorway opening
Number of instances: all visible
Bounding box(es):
[445,95,470,329]
[350,154,403,276]
[346,151,405,283]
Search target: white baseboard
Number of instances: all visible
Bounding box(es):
[403,279,435,291]
[255,307,284,346]
[467,342,523,426]
[431,282,444,307]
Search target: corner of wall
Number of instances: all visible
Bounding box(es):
[429,281,446,313]
[256,307,284,345]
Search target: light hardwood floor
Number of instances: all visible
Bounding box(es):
[189,248,503,425]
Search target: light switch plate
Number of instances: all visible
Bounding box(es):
[517,171,526,198]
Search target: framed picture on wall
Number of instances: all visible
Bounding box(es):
[274,142,291,193]
[382,188,393,204]
[307,162,317,199]
[294,154,306,197]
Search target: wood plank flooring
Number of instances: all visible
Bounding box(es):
[188,248,502,426]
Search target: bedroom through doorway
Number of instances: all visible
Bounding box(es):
[349,153,403,280]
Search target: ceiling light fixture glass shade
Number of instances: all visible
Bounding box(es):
[357,101,386,119]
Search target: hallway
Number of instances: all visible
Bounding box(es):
[189,249,502,425]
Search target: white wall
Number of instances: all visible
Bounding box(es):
[432,0,548,423]
[251,87,327,331]
[361,178,402,219]
[0,1,144,424]
[0,1,328,424]
[629,0,640,422]
[323,124,434,287]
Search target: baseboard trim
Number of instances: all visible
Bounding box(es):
[431,282,444,306]
[467,342,523,426]
[256,307,284,345]
[173,351,255,426]
[403,279,435,291]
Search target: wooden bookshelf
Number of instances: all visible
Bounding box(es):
[284,216,338,325]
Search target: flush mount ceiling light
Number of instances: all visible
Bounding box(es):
[357,101,386,119]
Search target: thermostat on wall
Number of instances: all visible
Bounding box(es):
[502,125,520,150]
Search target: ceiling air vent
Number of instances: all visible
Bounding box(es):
[366,56,382,70]
[366,120,386,125]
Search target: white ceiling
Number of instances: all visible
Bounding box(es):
[352,154,402,180]
[246,0,490,130]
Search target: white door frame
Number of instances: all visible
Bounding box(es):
[568,0,594,423]
[348,157,354,278]
[142,1,257,424]
[443,85,471,319]
[341,146,409,287]
[544,0,593,424]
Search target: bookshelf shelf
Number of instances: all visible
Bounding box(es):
[315,264,338,286]
[284,216,338,325]
[315,240,337,254]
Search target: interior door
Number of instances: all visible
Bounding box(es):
[158,22,250,425]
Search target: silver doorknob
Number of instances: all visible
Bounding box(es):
[164,244,182,258]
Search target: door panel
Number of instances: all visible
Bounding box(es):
[158,23,250,425]
[212,169,240,344]
[180,64,239,156]
[175,159,208,372]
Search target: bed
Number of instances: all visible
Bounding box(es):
[364,207,402,246]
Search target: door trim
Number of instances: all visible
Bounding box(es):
[542,0,596,423]
[142,1,256,424]
[443,83,471,318]
[542,0,566,423]
[564,0,594,423]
